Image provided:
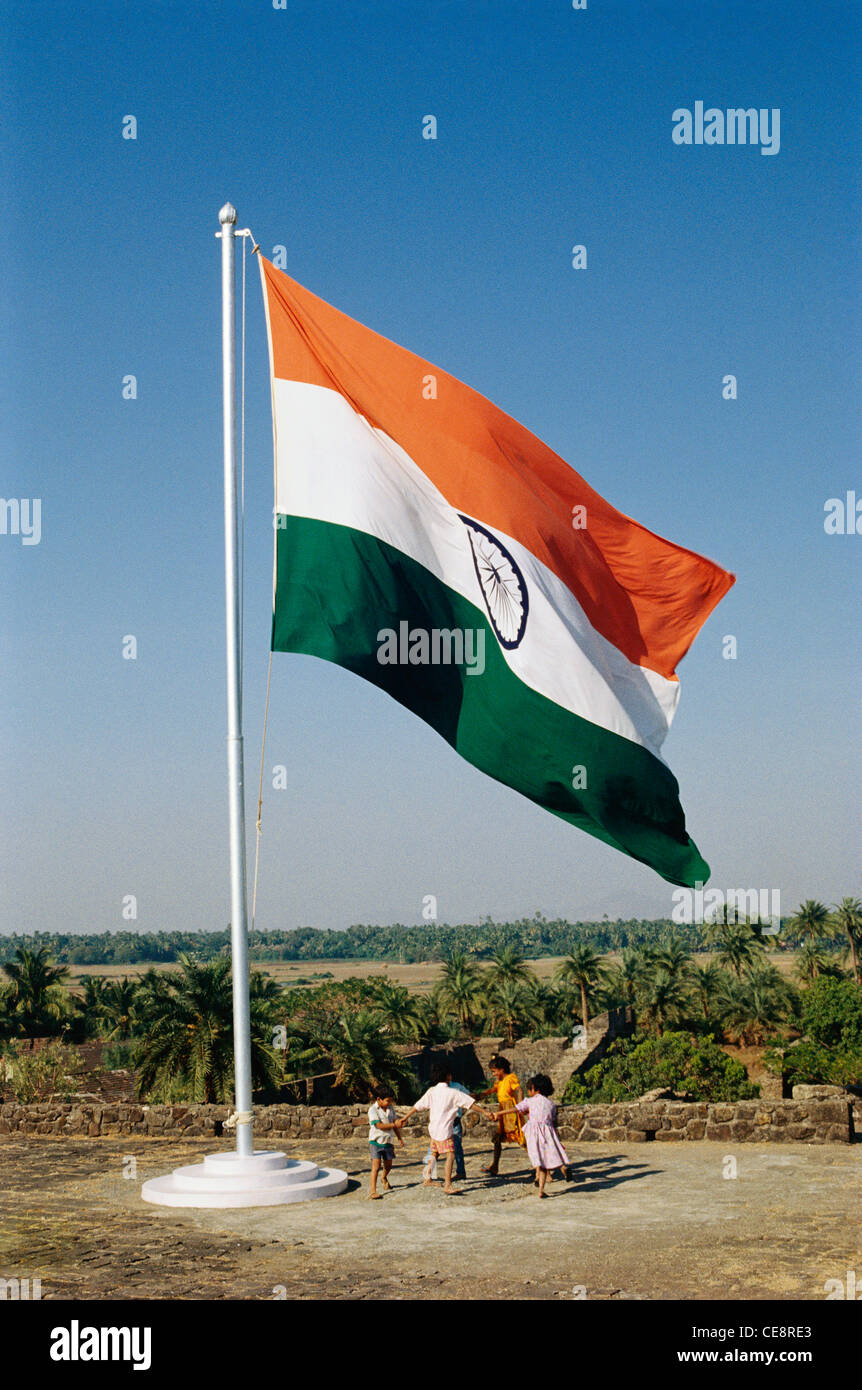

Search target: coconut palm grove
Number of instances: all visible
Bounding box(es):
[2,898,860,1109]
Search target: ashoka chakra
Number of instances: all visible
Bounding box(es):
[459,515,529,649]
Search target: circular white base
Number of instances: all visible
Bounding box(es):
[141,1149,349,1208]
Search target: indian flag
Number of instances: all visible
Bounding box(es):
[259,257,734,887]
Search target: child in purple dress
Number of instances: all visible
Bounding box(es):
[503,1073,570,1197]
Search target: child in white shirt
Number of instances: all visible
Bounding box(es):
[398,1063,494,1194]
[367,1085,404,1199]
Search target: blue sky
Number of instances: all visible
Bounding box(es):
[2,0,859,936]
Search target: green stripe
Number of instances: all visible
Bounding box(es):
[272,515,709,887]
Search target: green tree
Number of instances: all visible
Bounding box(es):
[99,978,140,1041]
[554,946,607,1027]
[564,1031,757,1104]
[800,976,862,1048]
[690,962,726,1020]
[794,940,841,985]
[766,1037,862,1089]
[73,974,111,1039]
[649,940,693,982]
[764,977,862,1089]
[637,968,689,1036]
[718,965,794,1045]
[2,946,71,1042]
[484,979,542,1045]
[833,898,862,985]
[485,947,535,992]
[320,1009,415,1100]
[790,899,834,945]
[708,921,767,979]
[0,981,15,1040]
[135,955,282,1103]
[617,948,651,1003]
[435,951,486,1035]
[371,980,425,1043]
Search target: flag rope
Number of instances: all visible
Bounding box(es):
[234,228,270,935]
[235,227,257,707]
[239,229,246,710]
[251,650,273,932]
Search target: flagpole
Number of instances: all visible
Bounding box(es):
[140,205,346,1207]
[219,201,254,1158]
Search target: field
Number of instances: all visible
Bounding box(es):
[64,951,804,994]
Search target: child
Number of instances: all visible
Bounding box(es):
[477,1054,526,1176]
[449,1075,472,1181]
[494,1073,569,1197]
[367,1085,404,1199]
[421,1068,471,1182]
[398,1063,495,1195]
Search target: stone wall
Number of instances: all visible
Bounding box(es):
[467,1096,853,1145]
[422,1012,636,1101]
[472,1036,574,1084]
[557,1006,634,1091]
[0,1094,852,1143]
[412,1036,575,1088]
[792,1083,862,1134]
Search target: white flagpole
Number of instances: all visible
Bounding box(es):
[219,201,254,1158]
[140,209,349,1203]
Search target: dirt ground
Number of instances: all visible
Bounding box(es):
[1,1132,859,1301]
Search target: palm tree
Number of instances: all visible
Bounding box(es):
[371,980,425,1042]
[485,947,535,992]
[554,946,606,1028]
[833,898,862,985]
[529,982,569,1034]
[710,921,767,979]
[0,980,16,1040]
[638,968,689,1035]
[320,1009,414,1099]
[99,978,139,1041]
[793,940,833,984]
[484,979,542,1045]
[2,946,70,1042]
[690,962,726,1020]
[133,966,174,1016]
[719,965,793,1045]
[135,955,281,1103]
[616,948,649,1004]
[790,899,834,945]
[435,951,486,1035]
[420,986,456,1043]
[75,975,110,1038]
[249,968,285,1010]
[650,940,693,983]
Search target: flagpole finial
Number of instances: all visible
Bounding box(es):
[219,202,237,225]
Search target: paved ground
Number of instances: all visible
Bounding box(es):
[1,1134,860,1300]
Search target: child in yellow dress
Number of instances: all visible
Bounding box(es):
[477,1054,526,1176]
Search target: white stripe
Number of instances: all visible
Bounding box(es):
[272,379,679,756]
